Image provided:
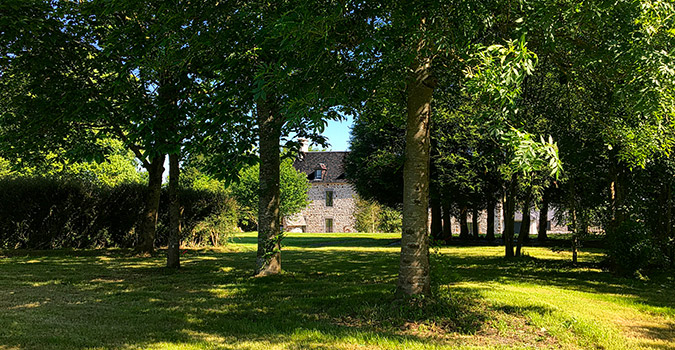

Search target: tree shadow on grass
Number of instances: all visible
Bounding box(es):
[431,251,675,316]
[0,244,672,350]
[229,234,401,249]
[623,319,675,350]
[0,249,498,350]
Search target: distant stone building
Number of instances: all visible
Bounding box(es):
[285,144,357,233]
[284,141,568,235]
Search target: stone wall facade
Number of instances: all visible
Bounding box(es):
[290,182,357,233]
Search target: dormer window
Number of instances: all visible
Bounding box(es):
[312,163,327,181]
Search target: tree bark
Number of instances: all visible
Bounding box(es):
[658,181,672,266]
[516,201,530,257]
[609,163,626,233]
[472,206,480,239]
[572,208,579,264]
[396,56,433,297]
[486,198,496,241]
[255,98,282,276]
[159,71,182,268]
[136,155,165,255]
[441,205,452,241]
[538,195,549,241]
[430,196,442,240]
[503,178,516,258]
[459,207,469,240]
[167,153,181,268]
[668,182,674,268]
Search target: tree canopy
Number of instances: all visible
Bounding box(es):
[1,0,674,291]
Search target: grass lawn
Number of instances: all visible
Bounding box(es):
[1,232,673,350]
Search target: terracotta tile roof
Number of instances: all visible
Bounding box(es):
[292,151,348,183]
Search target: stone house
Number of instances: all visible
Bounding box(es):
[284,142,568,235]
[284,144,357,233]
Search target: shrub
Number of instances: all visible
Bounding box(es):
[156,188,239,247]
[379,206,402,233]
[0,177,95,249]
[0,176,239,249]
[606,219,663,275]
[97,182,148,248]
[354,197,402,233]
[354,197,381,233]
[231,159,310,226]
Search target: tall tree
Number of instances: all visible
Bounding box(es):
[0,1,253,265]
[215,0,370,275]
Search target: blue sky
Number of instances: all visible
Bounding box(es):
[321,114,354,151]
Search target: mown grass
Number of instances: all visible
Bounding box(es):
[0,232,673,349]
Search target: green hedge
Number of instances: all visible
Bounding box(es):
[0,177,238,249]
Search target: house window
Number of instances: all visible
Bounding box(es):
[325,218,333,233]
[314,169,322,180]
[325,190,334,207]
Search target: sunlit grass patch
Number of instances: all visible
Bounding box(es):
[0,232,672,349]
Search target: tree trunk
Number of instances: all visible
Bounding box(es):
[459,207,469,240]
[255,98,282,276]
[486,199,495,241]
[441,205,452,241]
[430,196,442,240]
[516,201,530,257]
[159,71,182,268]
[572,208,578,264]
[668,183,674,268]
[372,206,377,233]
[136,155,165,255]
[503,178,516,258]
[659,181,672,266]
[609,163,626,233]
[167,153,181,268]
[538,196,549,241]
[396,56,433,297]
[472,206,480,239]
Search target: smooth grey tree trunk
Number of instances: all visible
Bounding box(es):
[459,207,469,240]
[486,199,496,241]
[572,208,579,264]
[167,153,181,268]
[441,205,452,241]
[503,179,516,258]
[668,184,674,267]
[472,206,479,239]
[160,72,182,268]
[430,197,442,240]
[538,196,549,241]
[255,99,282,276]
[609,163,626,233]
[396,57,434,297]
[516,201,530,257]
[136,155,165,255]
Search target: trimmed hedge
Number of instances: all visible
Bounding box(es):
[0,176,238,249]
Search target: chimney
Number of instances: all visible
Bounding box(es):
[299,138,309,153]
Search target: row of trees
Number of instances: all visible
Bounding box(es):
[2,0,345,272]
[345,0,675,275]
[2,0,674,295]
